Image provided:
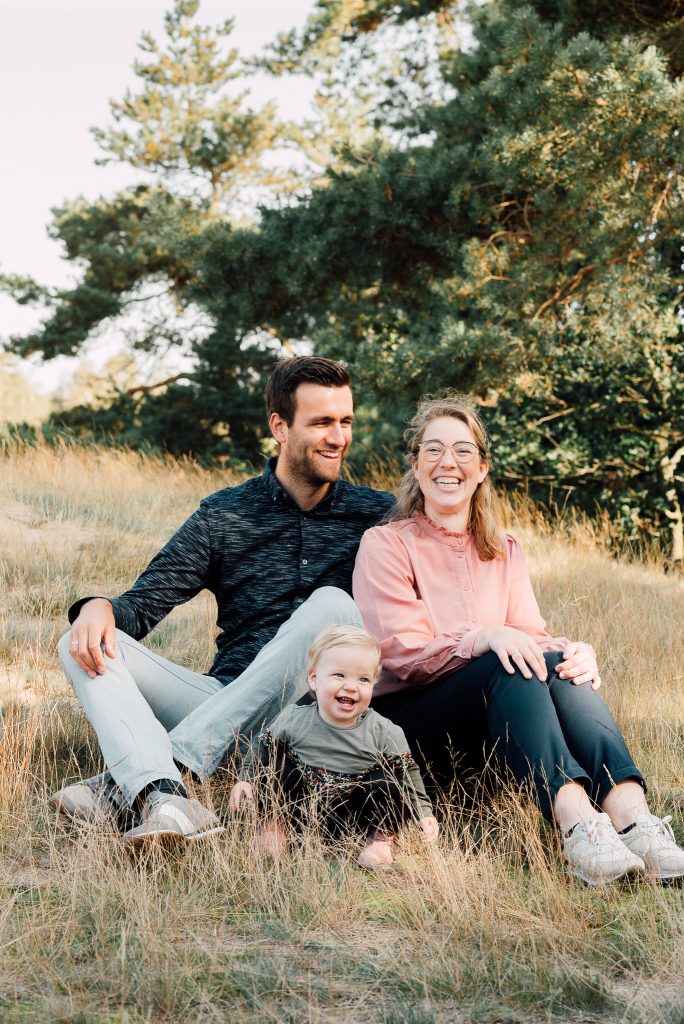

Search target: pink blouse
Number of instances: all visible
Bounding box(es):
[353,514,569,697]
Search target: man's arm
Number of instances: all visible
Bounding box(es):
[67,503,214,678]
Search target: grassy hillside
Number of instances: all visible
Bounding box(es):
[1,441,683,1023]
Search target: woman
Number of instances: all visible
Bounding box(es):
[353,395,684,885]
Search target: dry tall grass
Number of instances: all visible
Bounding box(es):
[1,440,683,1024]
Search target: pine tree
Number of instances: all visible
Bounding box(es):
[2,0,286,460]
[92,0,280,213]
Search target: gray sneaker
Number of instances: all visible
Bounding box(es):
[123,791,224,848]
[563,813,645,885]
[618,814,684,882]
[50,772,132,829]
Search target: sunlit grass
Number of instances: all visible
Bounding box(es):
[1,439,682,1022]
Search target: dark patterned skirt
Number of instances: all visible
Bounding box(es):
[255,738,416,837]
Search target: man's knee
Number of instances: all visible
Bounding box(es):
[57,627,130,671]
[302,587,361,627]
[57,630,75,669]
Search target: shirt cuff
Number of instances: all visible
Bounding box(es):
[67,596,112,624]
[454,628,480,661]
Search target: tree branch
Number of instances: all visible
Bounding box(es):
[530,227,672,322]
[126,372,197,396]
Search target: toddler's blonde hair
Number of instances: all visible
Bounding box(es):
[307,624,381,681]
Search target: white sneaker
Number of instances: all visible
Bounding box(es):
[563,813,645,885]
[618,814,684,882]
[50,772,134,829]
[123,791,224,849]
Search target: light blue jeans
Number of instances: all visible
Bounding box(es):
[58,587,361,806]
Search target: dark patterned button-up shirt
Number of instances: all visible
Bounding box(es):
[69,458,393,684]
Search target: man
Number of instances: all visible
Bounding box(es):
[52,356,393,846]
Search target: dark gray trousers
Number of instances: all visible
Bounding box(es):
[372,651,644,820]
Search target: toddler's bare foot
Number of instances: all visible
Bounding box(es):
[254,822,287,859]
[357,830,395,869]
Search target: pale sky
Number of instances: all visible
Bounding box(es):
[0,0,315,389]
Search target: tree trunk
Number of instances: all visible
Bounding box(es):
[660,445,684,566]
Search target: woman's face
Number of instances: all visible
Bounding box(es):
[411,415,489,526]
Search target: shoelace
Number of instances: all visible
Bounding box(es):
[640,815,676,844]
[583,815,621,848]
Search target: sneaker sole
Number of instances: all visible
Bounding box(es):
[123,825,225,849]
[646,870,684,885]
[566,862,644,885]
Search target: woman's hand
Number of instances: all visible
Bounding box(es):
[555,641,601,690]
[418,816,440,843]
[473,626,548,682]
[229,781,254,812]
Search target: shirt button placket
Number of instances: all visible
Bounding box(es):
[297,518,310,607]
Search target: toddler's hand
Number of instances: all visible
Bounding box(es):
[418,815,439,843]
[229,781,254,813]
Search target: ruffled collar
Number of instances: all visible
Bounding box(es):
[415,512,471,545]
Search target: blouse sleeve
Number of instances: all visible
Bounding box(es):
[504,536,569,652]
[353,527,480,686]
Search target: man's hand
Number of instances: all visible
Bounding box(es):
[69,598,116,678]
[556,641,601,690]
[472,626,548,682]
[418,815,440,843]
[229,781,255,813]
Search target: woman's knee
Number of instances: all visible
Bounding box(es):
[544,650,564,673]
[486,658,557,715]
[487,650,564,697]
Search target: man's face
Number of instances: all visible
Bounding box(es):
[270,383,354,489]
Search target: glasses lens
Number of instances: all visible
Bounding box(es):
[421,441,478,462]
[423,444,444,460]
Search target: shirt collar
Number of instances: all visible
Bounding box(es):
[261,456,340,512]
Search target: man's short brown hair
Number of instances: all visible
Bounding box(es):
[266,356,352,426]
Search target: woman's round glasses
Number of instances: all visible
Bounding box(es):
[418,440,481,464]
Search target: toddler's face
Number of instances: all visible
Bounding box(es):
[308,644,377,729]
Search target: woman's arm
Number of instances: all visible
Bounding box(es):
[504,536,570,650]
[502,536,600,688]
[353,527,480,686]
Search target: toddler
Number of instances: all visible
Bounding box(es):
[229,624,439,867]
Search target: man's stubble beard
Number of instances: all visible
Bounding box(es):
[285,446,346,489]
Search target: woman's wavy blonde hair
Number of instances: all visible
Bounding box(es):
[389,393,505,561]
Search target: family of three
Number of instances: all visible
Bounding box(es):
[52,356,684,885]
